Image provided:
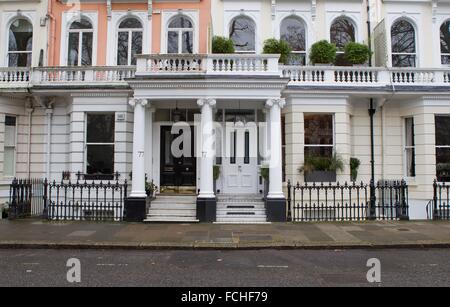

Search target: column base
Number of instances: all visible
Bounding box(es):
[196,197,217,223]
[265,198,287,222]
[125,197,148,222]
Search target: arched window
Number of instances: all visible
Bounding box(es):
[441,20,450,65]
[167,16,193,54]
[281,16,306,65]
[68,18,93,66]
[229,16,256,53]
[8,19,33,67]
[117,18,143,65]
[330,17,356,65]
[391,19,416,67]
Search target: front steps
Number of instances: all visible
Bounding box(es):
[215,194,269,224]
[144,195,199,223]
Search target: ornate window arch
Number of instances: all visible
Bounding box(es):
[167,15,194,54]
[280,16,307,65]
[7,18,33,67]
[117,17,143,65]
[229,15,256,53]
[67,17,94,66]
[440,19,450,65]
[330,17,356,65]
[391,18,416,67]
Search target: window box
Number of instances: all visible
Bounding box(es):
[304,171,336,183]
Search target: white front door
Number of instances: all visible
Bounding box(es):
[222,122,258,194]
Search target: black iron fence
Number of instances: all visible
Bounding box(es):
[431,181,450,220]
[287,180,409,222]
[47,179,128,221]
[9,178,45,219]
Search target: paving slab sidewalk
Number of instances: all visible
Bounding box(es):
[0,219,449,250]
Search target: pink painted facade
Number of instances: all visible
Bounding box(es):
[48,1,211,66]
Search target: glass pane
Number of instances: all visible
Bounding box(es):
[70,19,92,30]
[436,116,450,146]
[4,125,16,147]
[131,31,143,65]
[391,20,416,53]
[304,114,333,145]
[117,31,129,65]
[8,52,32,67]
[225,109,255,123]
[182,31,193,54]
[392,54,416,67]
[230,131,236,164]
[304,146,333,158]
[8,19,33,52]
[244,130,250,164]
[436,148,450,182]
[68,32,79,66]
[81,32,93,66]
[281,17,306,51]
[405,148,416,177]
[87,114,115,143]
[405,117,414,146]
[167,31,179,54]
[330,18,355,50]
[441,21,450,54]
[169,16,193,29]
[230,17,256,52]
[286,53,306,65]
[4,147,15,177]
[87,145,114,175]
[119,18,142,29]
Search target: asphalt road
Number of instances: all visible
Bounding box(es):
[0,249,448,287]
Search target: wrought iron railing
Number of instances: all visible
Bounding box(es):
[432,180,450,220]
[287,180,409,222]
[8,178,45,219]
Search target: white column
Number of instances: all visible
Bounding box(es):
[197,98,216,198]
[129,98,148,198]
[45,108,53,179]
[266,98,286,199]
[145,107,155,183]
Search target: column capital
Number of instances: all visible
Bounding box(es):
[129,98,149,108]
[266,98,286,109]
[197,98,216,108]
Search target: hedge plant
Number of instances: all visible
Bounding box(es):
[309,40,337,65]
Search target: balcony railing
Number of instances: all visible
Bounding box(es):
[1,57,450,89]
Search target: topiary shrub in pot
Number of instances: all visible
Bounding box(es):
[263,38,292,64]
[309,40,337,65]
[299,154,344,182]
[350,157,361,182]
[212,36,235,54]
[344,42,372,66]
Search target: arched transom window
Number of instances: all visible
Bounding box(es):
[117,18,143,65]
[8,19,33,67]
[281,16,306,65]
[441,20,450,65]
[391,19,416,67]
[330,17,356,65]
[229,16,256,53]
[68,18,93,66]
[167,16,193,54]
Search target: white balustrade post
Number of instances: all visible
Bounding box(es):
[129,98,148,198]
[197,98,216,199]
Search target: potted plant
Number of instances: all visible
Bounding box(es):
[1,203,9,219]
[350,157,361,182]
[436,163,450,182]
[213,165,221,194]
[299,153,344,182]
[309,40,337,66]
[145,181,158,199]
[212,36,235,54]
[344,42,372,66]
[262,38,292,64]
[260,166,270,199]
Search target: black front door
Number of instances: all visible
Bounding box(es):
[160,126,196,190]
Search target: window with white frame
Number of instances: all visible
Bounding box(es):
[68,18,93,66]
[4,116,17,177]
[404,117,416,178]
[304,114,334,158]
[391,19,416,67]
[8,19,33,67]
[435,116,450,182]
[86,113,115,179]
[229,16,256,53]
[167,15,193,54]
[440,20,450,65]
[280,16,306,65]
[117,18,143,65]
[330,17,355,66]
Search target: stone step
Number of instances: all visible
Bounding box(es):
[214,221,271,225]
[144,216,199,223]
[147,209,197,216]
[217,209,266,215]
[217,204,265,209]
[150,203,196,209]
